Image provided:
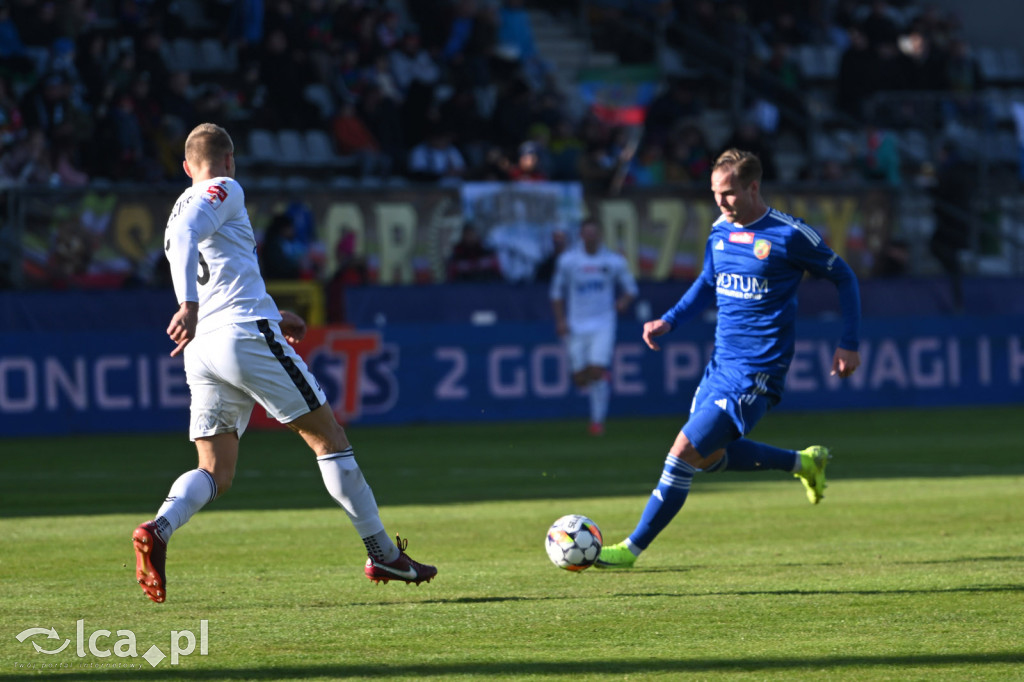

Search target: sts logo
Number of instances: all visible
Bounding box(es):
[250,326,398,428]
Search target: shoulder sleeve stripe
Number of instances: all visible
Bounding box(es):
[772,209,821,245]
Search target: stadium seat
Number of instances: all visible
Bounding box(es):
[276,129,306,166]
[169,38,200,72]
[976,46,1004,83]
[901,129,930,162]
[999,47,1024,83]
[247,129,279,165]
[198,39,237,73]
[304,84,335,120]
[303,129,338,166]
[284,175,311,190]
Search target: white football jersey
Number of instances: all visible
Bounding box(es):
[550,246,638,334]
[165,177,281,336]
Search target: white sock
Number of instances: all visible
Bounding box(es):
[624,538,642,557]
[154,468,217,542]
[589,377,610,424]
[317,449,398,561]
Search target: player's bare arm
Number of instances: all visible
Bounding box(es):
[616,293,635,314]
[831,348,861,378]
[167,301,198,357]
[551,299,569,337]
[278,310,307,345]
[642,319,671,351]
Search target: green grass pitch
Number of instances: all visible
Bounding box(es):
[1,406,1023,680]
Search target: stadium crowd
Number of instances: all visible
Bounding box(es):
[0,0,993,192]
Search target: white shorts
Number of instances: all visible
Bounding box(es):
[566,327,615,373]
[183,319,326,440]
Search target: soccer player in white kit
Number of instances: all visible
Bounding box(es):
[550,219,638,435]
[132,123,436,603]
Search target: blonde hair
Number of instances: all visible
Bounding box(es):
[713,148,762,187]
[184,123,233,166]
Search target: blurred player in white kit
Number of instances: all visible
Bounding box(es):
[550,218,638,435]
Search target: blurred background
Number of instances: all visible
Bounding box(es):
[1,0,1022,436]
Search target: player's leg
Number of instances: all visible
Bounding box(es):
[697,395,830,504]
[584,365,609,435]
[249,319,435,584]
[585,326,614,435]
[286,403,436,585]
[596,405,728,569]
[566,333,597,433]
[133,334,252,603]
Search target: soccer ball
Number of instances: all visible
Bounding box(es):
[545,514,603,571]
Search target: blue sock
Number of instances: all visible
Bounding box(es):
[627,454,696,551]
[715,439,798,472]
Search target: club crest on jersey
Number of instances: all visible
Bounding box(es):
[728,231,754,244]
[754,239,771,259]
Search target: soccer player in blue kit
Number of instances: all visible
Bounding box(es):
[596,148,862,569]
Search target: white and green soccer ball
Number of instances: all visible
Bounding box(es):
[545,514,603,571]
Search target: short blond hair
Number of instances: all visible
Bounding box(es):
[713,148,762,187]
[184,123,233,166]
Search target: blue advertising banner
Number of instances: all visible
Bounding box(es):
[2,316,1022,436]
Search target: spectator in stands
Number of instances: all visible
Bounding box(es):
[0,127,51,185]
[74,30,109,108]
[0,73,24,148]
[836,26,875,120]
[16,0,62,50]
[859,0,902,48]
[447,222,501,282]
[407,127,466,183]
[929,141,975,312]
[534,227,567,283]
[444,0,499,93]
[257,27,315,129]
[260,212,303,280]
[857,125,901,186]
[509,141,547,181]
[440,85,489,169]
[105,91,151,181]
[498,0,548,89]
[331,98,388,178]
[358,84,404,175]
[720,119,777,181]
[161,70,198,135]
[643,78,701,148]
[20,71,72,137]
[327,231,368,323]
[225,0,264,65]
[390,32,441,95]
[548,118,583,181]
[475,145,512,181]
[134,29,169,93]
[51,130,87,186]
[896,29,946,91]
[664,124,712,184]
[375,10,402,51]
[577,141,618,193]
[492,76,533,150]
[626,141,666,187]
[0,1,35,80]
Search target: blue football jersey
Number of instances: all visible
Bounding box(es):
[662,207,860,397]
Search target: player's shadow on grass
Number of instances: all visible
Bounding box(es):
[18,652,1024,681]
[614,583,1024,599]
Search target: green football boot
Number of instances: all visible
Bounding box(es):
[794,445,831,504]
[594,541,638,569]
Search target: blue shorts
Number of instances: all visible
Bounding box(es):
[681,368,778,457]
